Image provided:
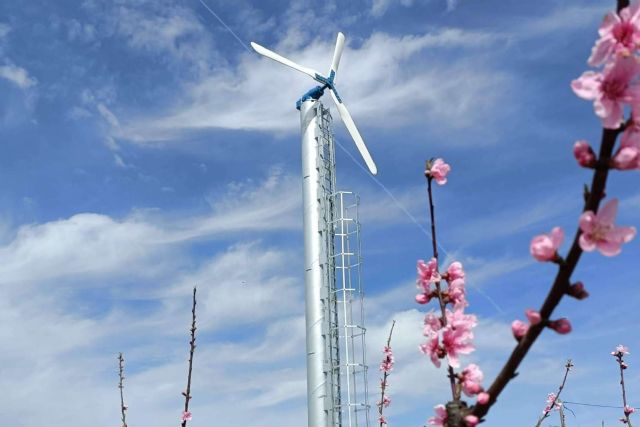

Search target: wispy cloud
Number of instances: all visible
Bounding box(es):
[449,191,580,247]
[371,0,416,17]
[81,0,217,74]
[0,63,36,89]
[117,28,506,142]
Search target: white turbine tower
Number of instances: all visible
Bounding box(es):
[251,33,374,427]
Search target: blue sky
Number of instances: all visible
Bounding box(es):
[0,0,638,426]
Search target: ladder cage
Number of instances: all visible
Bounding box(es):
[315,102,370,427]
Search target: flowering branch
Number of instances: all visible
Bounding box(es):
[533,360,573,427]
[425,164,457,401]
[612,345,635,426]
[417,160,487,427]
[180,287,197,426]
[118,352,128,427]
[468,0,639,422]
[378,320,396,426]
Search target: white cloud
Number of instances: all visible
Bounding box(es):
[0,170,300,286]
[117,28,506,142]
[162,242,303,332]
[0,241,309,427]
[0,63,37,89]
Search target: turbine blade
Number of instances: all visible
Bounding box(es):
[329,89,377,175]
[329,32,345,78]
[250,42,320,80]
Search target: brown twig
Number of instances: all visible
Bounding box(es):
[118,352,128,427]
[533,360,573,427]
[181,287,197,427]
[378,320,396,427]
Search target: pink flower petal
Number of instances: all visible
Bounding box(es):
[572,72,601,100]
[579,211,596,233]
[599,198,619,224]
[579,233,598,252]
[597,240,622,256]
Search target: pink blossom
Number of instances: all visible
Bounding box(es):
[442,309,477,368]
[549,318,572,334]
[378,395,391,408]
[621,110,640,146]
[574,140,597,167]
[417,258,441,292]
[427,404,447,426]
[447,278,468,310]
[614,110,640,170]
[181,411,193,422]
[613,145,640,169]
[544,392,562,414]
[579,198,636,256]
[572,57,640,129]
[477,392,490,405]
[380,346,394,373]
[378,415,387,424]
[420,335,443,368]
[446,261,465,282]
[429,158,451,185]
[415,292,432,304]
[625,405,636,415]
[525,309,542,325]
[460,363,484,396]
[530,227,564,262]
[511,319,529,340]
[612,344,630,356]
[589,3,640,66]
[464,415,480,427]
[423,312,443,337]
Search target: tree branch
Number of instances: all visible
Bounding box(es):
[118,352,128,427]
[472,125,621,422]
[181,287,197,427]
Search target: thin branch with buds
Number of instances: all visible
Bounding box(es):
[534,360,573,427]
[181,287,197,427]
[378,320,396,426]
[118,352,128,427]
[613,347,634,426]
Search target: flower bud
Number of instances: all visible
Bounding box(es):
[530,227,564,262]
[477,392,490,405]
[549,318,572,334]
[511,319,529,341]
[415,293,431,304]
[573,140,596,168]
[525,309,542,325]
[567,282,589,300]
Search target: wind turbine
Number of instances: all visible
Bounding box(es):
[251,33,374,427]
[251,33,377,175]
